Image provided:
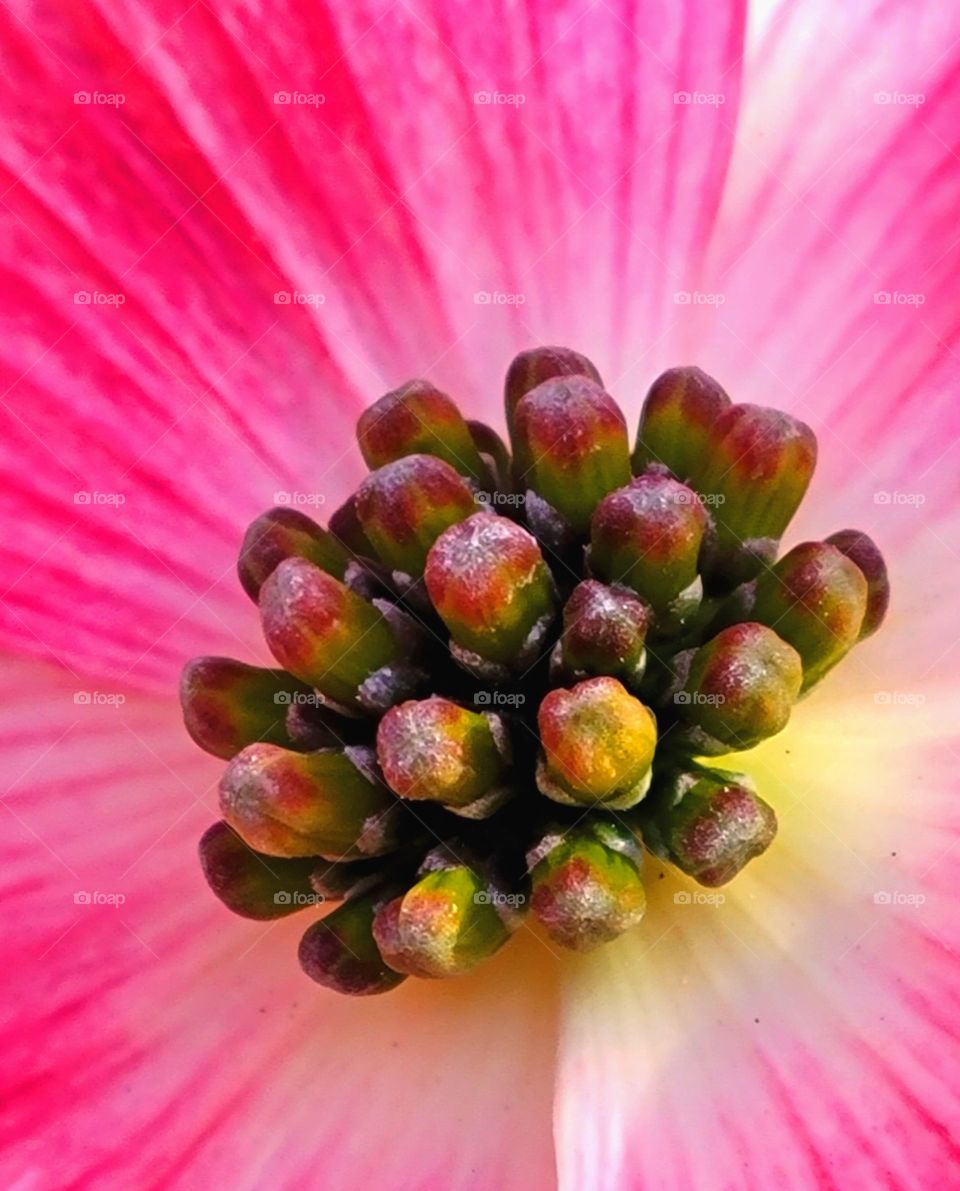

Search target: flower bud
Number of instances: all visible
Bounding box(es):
[632,365,731,479]
[377,697,509,817]
[537,676,657,809]
[219,743,403,860]
[696,405,817,586]
[357,379,485,482]
[238,507,350,601]
[825,529,889,640]
[259,558,408,708]
[589,474,707,617]
[467,420,512,490]
[354,454,478,578]
[751,541,867,690]
[199,821,319,918]
[327,494,376,558]
[640,764,777,886]
[528,819,646,950]
[513,376,631,534]
[180,657,323,760]
[675,622,802,752]
[372,863,512,978]
[504,345,602,439]
[556,580,650,688]
[299,888,407,995]
[424,512,556,671]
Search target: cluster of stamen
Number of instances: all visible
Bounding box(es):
[181,350,889,994]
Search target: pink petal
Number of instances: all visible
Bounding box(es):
[0,656,560,1187]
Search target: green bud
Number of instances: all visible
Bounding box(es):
[640,763,777,886]
[826,529,890,640]
[357,379,486,482]
[354,454,478,578]
[199,821,319,918]
[675,622,802,752]
[556,580,650,688]
[238,507,350,601]
[528,819,646,950]
[424,512,556,671]
[377,697,509,817]
[298,887,407,995]
[632,365,731,479]
[372,863,512,978]
[180,656,315,760]
[504,345,602,440]
[537,676,657,809]
[752,541,867,691]
[513,376,631,534]
[219,743,403,860]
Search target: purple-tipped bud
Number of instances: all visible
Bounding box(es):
[751,541,868,690]
[826,529,890,640]
[424,512,556,670]
[180,657,315,760]
[327,495,376,558]
[641,764,777,886]
[528,818,645,951]
[219,743,403,860]
[675,622,803,752]
[377,697,509,816]
[259,558,407,708]
[299,887,407,995]
[589,474,707,617]
[513,376,631,534]
[537,676,657,809]
[238,507,350,601]
[696,405,817,587]
[372,862,513,978]
[557,580,650,688]
[357,379,485,482]
[504,345,602,439]
[199,821,319,918]
[354,454,478,578]
[632,365,731,480]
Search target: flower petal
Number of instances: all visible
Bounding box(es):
[0,656,560,1187]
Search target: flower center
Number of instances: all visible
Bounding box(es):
[181,349,889,995]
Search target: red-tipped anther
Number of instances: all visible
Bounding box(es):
[556,580,650,689]
[632,365,731,480]
[238,507,350,601]
[199,821,320,918]
[299,887,408,995]
[826,529,890,640]
[424,512,556,671]
[589,474,708,620]
[357,379,486,482]
[513,376,631,535]
[504,345,602,440]
[354,454,478,578]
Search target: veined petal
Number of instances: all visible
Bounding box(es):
[0,657,559,1188]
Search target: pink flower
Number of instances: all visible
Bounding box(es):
[2,1,958,1186]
